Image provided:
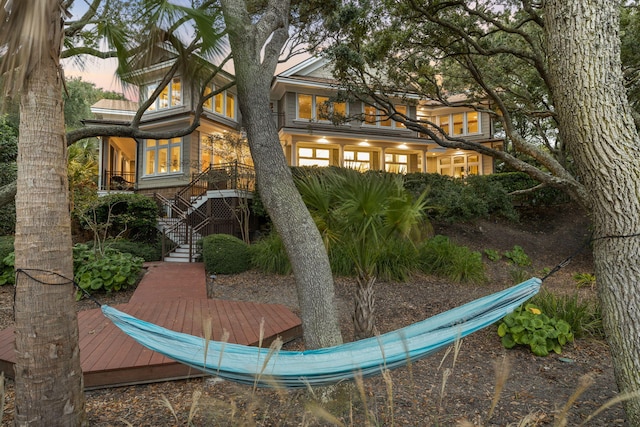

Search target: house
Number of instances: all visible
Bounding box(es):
[85,55,502,260]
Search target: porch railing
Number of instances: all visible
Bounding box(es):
[102,171,136,191]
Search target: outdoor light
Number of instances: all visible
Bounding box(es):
[398,143,408,150]
[358,140,370,146]
[318,137,329,143]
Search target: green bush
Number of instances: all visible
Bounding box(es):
[105,239,162,262]
[0,236,14,285]
[403,172,517,223]
[250,232,291,275]
[418,235,486,284]
[485,172,570,207]
[531,290,603,338]
[78,193,160,243]
[0,251,15,285]
[203,234,251,275]
[73,244,144,299]
[504,245,531,267]
[498,303,574,356]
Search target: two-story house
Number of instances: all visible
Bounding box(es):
[85,54,502,260]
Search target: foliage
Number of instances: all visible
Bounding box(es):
[78,193,160,243]
[249,232,292,275]
[574,272,596,289]
[296,167,429,281]
[0,115,17,235]
[418,235,486,284]
[531,290,603,339]
[498,303,574,356]
[0,252,14,286]
[484,173,570,207]
[484,249,501,262]
[68,138,99,212]
[73,244,143,299]
[0,236,14,285]
[403,172,518,223]
[503,245,531,267]
[202,234,251,275]
[63,77,124,130]
[102,239,162,262]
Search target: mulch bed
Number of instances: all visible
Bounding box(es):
[0,204,630,425]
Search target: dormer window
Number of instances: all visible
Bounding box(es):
[146,77,182,111]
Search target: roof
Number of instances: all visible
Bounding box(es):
[91,99,138,112]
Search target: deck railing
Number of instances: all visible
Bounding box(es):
[102,171,136,191]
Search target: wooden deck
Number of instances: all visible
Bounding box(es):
[0,262,302,389]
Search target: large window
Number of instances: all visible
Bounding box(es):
[146,78,182,111]
[437,154,480,178]
[385,153,408,173]
[363,104,407,128]
[203,85,236,120]
[144,138,182,176]
[297,94,346,121]
[437,111,480,136]
[298,147,331,166]
[344,150,371,171]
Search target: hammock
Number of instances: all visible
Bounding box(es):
[102,277,541,388]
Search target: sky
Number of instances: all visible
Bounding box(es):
[62,1,309,97]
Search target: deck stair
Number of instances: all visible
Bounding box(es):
[155,162,255,263]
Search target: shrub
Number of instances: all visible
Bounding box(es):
[105,239,162,262]
[73,244,144,299]
[573,272,596,289]
[503,245,531,267]
[203,234,251,275]
[78,193,160,243]
[403,172,517,223]
[484,248,501,261]
[485,172,570,207]
[531,290,603,338]
[497,303,574,356]
[418,235,486,284]
[0,236,14,285]
[0,252,14,285]
[250,232,291,275]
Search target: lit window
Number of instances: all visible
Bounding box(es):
[215,92,224,114]
[344,150,371,171]
[144,138,182,175]
[298,147,331,167]
[453,113,464,135]
[395,105,407,128]
[298,94,312,119]
[226,93,235,119]
[467,112,479,133]
[385,153,408,174]
[145,78,183,111]
[316,96,330,120]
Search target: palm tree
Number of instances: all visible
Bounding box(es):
[297,168,429,339]
[0,1,86,424]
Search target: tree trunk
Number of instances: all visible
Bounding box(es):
[13,7,85,426]
[353,275,377,340]
[220,0,343,349]
[545,1,640,423]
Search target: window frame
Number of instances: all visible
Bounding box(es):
[145,77,183,111]
[437,111,482,136]
[143,137,183,177]
[362,104,408,129]
[297,93,348,122]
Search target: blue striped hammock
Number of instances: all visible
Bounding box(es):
[102,277,541,388]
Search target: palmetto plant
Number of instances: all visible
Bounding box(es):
[296,168,429,340]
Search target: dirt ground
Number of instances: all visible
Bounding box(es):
[0,203,629,426]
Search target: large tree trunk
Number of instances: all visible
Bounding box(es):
[545,1,640,423]
[13,5,85,425]
[220,0,343,349]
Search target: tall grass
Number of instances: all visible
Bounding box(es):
[249,232,292,275]
[418,235,486,284]
[530,290,603,338]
